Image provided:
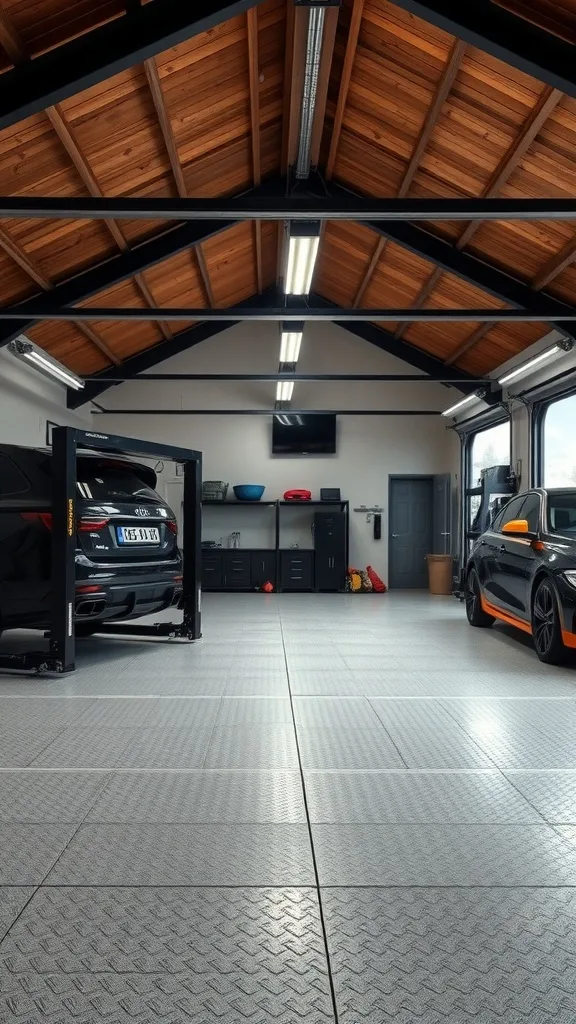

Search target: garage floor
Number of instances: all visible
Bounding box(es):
[1,593,576,1022]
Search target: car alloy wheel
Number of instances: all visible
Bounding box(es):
[533,581,555,657]
[465,572,479,623]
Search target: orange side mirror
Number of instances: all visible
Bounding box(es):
[502,518,529,535]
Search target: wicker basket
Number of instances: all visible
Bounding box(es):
[202,480,229,501]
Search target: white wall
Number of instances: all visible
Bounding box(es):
[0,348,92,446]
[93,322,460,580]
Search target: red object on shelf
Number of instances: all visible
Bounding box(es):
[283,489,312,501]
[367,565,387,592]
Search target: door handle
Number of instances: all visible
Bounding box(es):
[391,534,399,538]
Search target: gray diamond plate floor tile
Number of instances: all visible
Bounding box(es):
[305,771,542,823]
[0,889,34,943]
[293,699,382,728]
[67,698,157,729]
[0,697,92,728]
[296,727,405,769]
[28,727,139,768]
[216,697,293,726]
[504,772,576,823]
[223,678,290,696]
[0,886,334,1024]
[114,726,215,768]
[0,772,110,823]
[204,726,299,768]
[0,825,79,884]
[86,771,306,823]
[323,887,576,1023]
[146,697,221,728]
[370,699,496,768]
[0,728,64,768]
[313,824,576,885]
[45,825,315,885]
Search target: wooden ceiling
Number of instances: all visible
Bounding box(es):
[0,0,575,381]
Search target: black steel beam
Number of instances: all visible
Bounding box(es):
[0,0,265,132]
[84,373,488,382]
[2,196,576,220]
[0,179,285,353]
[93,408,445,415]
[388,0,576,100]
[9,306,576,322]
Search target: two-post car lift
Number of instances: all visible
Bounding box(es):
[0,426,203,674]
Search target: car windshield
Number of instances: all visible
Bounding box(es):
[547,492,576,535]
[76,460,160,503]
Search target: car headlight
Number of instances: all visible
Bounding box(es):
[562,571,576,588]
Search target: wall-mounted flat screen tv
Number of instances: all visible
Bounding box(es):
[272,414,337,455]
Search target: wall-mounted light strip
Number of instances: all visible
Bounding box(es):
[441,391,482,418]
[498,340,573,386]
[285,221,321,295]
[8,338,85,390]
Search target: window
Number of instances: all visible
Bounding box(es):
[518,493,541,533]
[547,491,576,535]
[0,454,30,497]
[542,393,576,487]
[493,495,525,533]
[466,420,511,530]
[76,460,160,503]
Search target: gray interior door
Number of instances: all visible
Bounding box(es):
[433,473,452,554]
[389,477,434,589]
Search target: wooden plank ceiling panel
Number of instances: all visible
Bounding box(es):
[314,222,377,306]
[0,246,37,302]
[402,276,507,362]
[142,249,206,334]
[26,321,111,375]
[328,0,454,195]
[456,323,548,376]
[76,278,165,360]
[0,0,124,68]
[202,221,262,307]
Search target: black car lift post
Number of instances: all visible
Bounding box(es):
[0,426,203,674]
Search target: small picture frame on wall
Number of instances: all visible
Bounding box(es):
[46,421,59,445]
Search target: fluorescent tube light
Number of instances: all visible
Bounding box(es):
[284,222,321,295]
[276,380,294,402]
[441,392,480,417]
[498,344,564,386]
[9,339,85,390]
[280,330,303,363]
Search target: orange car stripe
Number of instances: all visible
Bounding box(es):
[480,593,533,635]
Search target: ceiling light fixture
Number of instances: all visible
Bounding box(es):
[498,340,573,386]
[285,221,321,295]
[8,339,85,390]
[280,321,304,364]
[441,391,483,418]
[276,380,295,402]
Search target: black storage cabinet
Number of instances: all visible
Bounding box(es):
[314,511,347,591]
[251,550,276,589]
[280,551,314,591]
[201,549,276,590]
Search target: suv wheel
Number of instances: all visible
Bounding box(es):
[532,578,568,665]
[466,569,494,628]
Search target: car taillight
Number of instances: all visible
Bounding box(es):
[167,520,178,535]
[76,584,104,594]
[77,517,110,531]
[20,512,53,530]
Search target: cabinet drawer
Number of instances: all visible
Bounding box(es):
[201,551,223,589]
[280,551,313,590]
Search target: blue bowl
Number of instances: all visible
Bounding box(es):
[233,484,266,501]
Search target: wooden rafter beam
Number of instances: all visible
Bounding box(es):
[533,239,576,291]
[326,0,364,181]
[246,7,263,293]
[388,39,464,333]
[0,10,118,366]
[442,85,562,363]
[46,102,173,341]
[354,237,385,307]
[144,54,214,308]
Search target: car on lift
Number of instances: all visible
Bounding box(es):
[0,443,183,636]
[465,487,576,664]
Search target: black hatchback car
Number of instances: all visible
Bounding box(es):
[465,487,576,664]
[0,443,182,636]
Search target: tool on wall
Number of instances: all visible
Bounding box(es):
[353,505,383,524]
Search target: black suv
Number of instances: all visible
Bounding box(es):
[0,443,182,635]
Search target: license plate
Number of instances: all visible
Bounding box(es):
[117,526,160,544]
